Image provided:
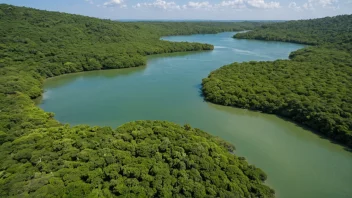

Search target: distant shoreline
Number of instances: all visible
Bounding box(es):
[117,19,286,22]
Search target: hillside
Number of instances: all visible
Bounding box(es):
[0,4,274,197]
[203,15,352,148]
[234,15,352,52]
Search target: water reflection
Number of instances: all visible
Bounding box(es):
[44,66,146,89]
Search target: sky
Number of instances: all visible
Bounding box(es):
[1,0,351,20]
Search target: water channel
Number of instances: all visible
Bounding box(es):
[39,32,352,198]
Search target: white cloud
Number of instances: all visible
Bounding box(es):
[289,0,339,11]
[218,0,247,9]
[302,1,314,9]
[216,0,281,9]
[246,0,280,8]
[134,0,181,10]
[133,0,280,10]
[103,0,124,7]
[186,1,213,9]
[289,2,302,11]
[315,0,338,7]
[216,0,280,9]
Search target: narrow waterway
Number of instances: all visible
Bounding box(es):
[39,32,352,198]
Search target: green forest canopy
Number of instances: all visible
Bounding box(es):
[0,120,274,197]
[203,15,352,148]
[234,15,352,52]
[0,4,274,197]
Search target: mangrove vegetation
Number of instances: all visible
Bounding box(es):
[203,15,352,148]
[0,4,273,197]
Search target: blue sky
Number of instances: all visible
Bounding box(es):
[1,0,351,20]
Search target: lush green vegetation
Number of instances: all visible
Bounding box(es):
[0,4,273,197]
[234,15,352,52]
[0,120,274,197]
[203,15,352,148]
[0,4,260,99]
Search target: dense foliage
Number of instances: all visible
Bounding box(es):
[0,120,274,197]
[234,15,352,52]
[0,4,260,99]
[0,4,273,197]
[203,15,352,147]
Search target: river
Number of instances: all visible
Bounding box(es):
[38,32,352,198]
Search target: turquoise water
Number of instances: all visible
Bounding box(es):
[39,32,352,198]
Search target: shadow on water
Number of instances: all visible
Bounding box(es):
[35,66,147,105]
[147,50,209,60]
[275,115,352,153]
[43,66,147,89]
[194,83,205,98]
[204,97,352,152]
[195,80,351,152]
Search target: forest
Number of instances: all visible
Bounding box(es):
[0,120,274,197]
[0,4,274,197]
[234,15,352,52]
[203,15,352,148]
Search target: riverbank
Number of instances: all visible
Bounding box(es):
[203,15,352,149]
[38,32,352,198]
[0,4,273,197]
